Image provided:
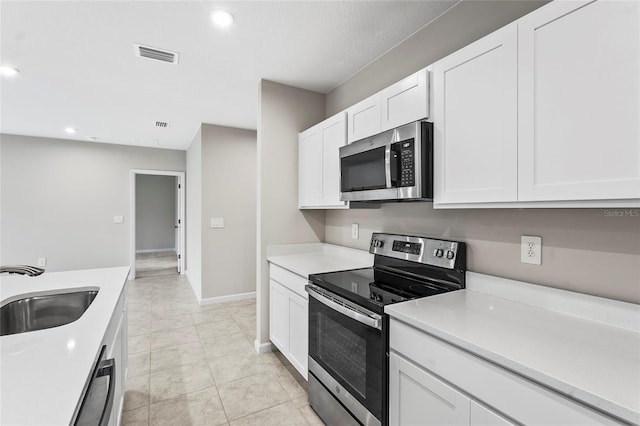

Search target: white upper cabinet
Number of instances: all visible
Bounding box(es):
[346,93,381,144]
[517,0,640,202]
[380,68,430,132]
[347,67,430,144]
[298,112,348,209]
[434,0,640,208]
[433,24,518,204]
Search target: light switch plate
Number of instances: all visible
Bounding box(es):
[114,215,124,224]
[210,217,224,229]
[352,223,359,239]
[521,235,542,265]
[38,258,47,267]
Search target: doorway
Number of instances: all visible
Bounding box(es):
[130,169,185,280]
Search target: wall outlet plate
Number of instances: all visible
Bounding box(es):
[352,223,359,239]
[521,235,542,265]
[37,258,47,267]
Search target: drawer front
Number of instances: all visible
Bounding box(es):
[390,320,621,425]
[269,264,308,299]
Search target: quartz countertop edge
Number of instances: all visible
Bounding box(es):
[0,266,130,426]
[267,243,373,277]
[385,273,640,425]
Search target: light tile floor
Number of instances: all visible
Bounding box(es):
[122,273,323,426]
[135,252,178,278]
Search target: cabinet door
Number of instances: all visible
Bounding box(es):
[321,112,348,207]
[389,352,471,426]
[298,127,323,208]
[269,280,290,353]
[518,0,640,201]
[380,68,429,132]
[470,401,515,426]
[288,292,308,380]
[347,93,381,144]
[433,24,518,205]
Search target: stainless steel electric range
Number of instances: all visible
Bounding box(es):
[306,233,466,426]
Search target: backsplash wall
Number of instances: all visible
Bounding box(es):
[325,204,640,304]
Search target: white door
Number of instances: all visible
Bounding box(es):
[389,352,471,426]
[287,293,308,380]
[433,23,518,205]
[174,176,182,273]
[321,112,348,207]
[517,0,640,201]
[380,68,429,132]
[346,93,381,144]
[269,280,290,354]
[298,127,323,208]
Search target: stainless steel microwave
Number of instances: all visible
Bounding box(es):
[339,120,433,202]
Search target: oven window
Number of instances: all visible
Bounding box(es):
[341,147,386,192]
[318,315,367,398]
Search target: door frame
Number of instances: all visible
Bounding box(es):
[129,169,185,280]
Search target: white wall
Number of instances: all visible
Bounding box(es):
[0,133,186,272]
[201,124,257,300]
[135,174,176,251]
[256,80,326,348]
[323,0,640,304]
[186,127,202,300]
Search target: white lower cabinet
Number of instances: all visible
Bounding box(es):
[389,319,620,426]
[268,264,309,379]
[101,282,127,426]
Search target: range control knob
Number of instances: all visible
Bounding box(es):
[446,250,455,260]
[433,248,444,258]
[372,239,384,248]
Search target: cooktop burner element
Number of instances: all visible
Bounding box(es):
[309,233,466,314]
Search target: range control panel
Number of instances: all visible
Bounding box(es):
[370,233,463,269]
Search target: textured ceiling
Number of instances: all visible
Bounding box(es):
[0,1,459,150]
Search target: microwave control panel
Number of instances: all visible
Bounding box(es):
[399,139,415,187]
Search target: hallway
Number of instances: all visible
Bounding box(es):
[122,273,321,425]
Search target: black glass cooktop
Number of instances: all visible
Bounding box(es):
[309,267,454,314]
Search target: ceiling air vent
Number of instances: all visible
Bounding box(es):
[155,121,169,128]
[134,44,179,64]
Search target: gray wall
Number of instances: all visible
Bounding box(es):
[323,0,640,304]
[186,127,203,300]
[135,174,176,252]
[256,80,326,346]
[201,124,257,300]
[0,133,186,272]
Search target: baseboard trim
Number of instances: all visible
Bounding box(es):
[135,248,176,254]
[254,340,273,354]
[199,291,256,306]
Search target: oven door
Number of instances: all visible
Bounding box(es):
[307,285,386,426]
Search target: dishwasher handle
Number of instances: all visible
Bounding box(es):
[97,358,116,426]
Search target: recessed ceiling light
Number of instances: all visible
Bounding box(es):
[0,66,19,77]
[65,127,77,134]
[211,10,234,27]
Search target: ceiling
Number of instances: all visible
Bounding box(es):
[0,1,459,150]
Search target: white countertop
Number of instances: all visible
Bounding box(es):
[0,266,129,426]
[385,272,640,425]
[267,242,373,278]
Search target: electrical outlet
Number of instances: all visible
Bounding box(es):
[352,223,359,239]
[37,258,47,267]
[521,236,542,265]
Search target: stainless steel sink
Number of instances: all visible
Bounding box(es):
[0,289,98,336]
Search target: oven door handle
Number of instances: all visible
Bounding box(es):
[306,285,382,330]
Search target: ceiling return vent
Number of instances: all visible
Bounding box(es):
[134,44,179,64]
[155,121,169,128]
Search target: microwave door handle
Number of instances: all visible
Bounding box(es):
[384,145,392,189]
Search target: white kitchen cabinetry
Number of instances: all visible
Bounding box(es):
[298,112,348,209]
[389,352,471,426]
[517,0,640,202]
[389,319,621,426]
[347,68,430,144]
[101,283,127,426]
[433,0,640,208]
[268,264,309,379]
[433,24,517,204]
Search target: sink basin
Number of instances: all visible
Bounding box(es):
[0,289,98,336]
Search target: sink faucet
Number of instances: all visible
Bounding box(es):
[0,265,45,277]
